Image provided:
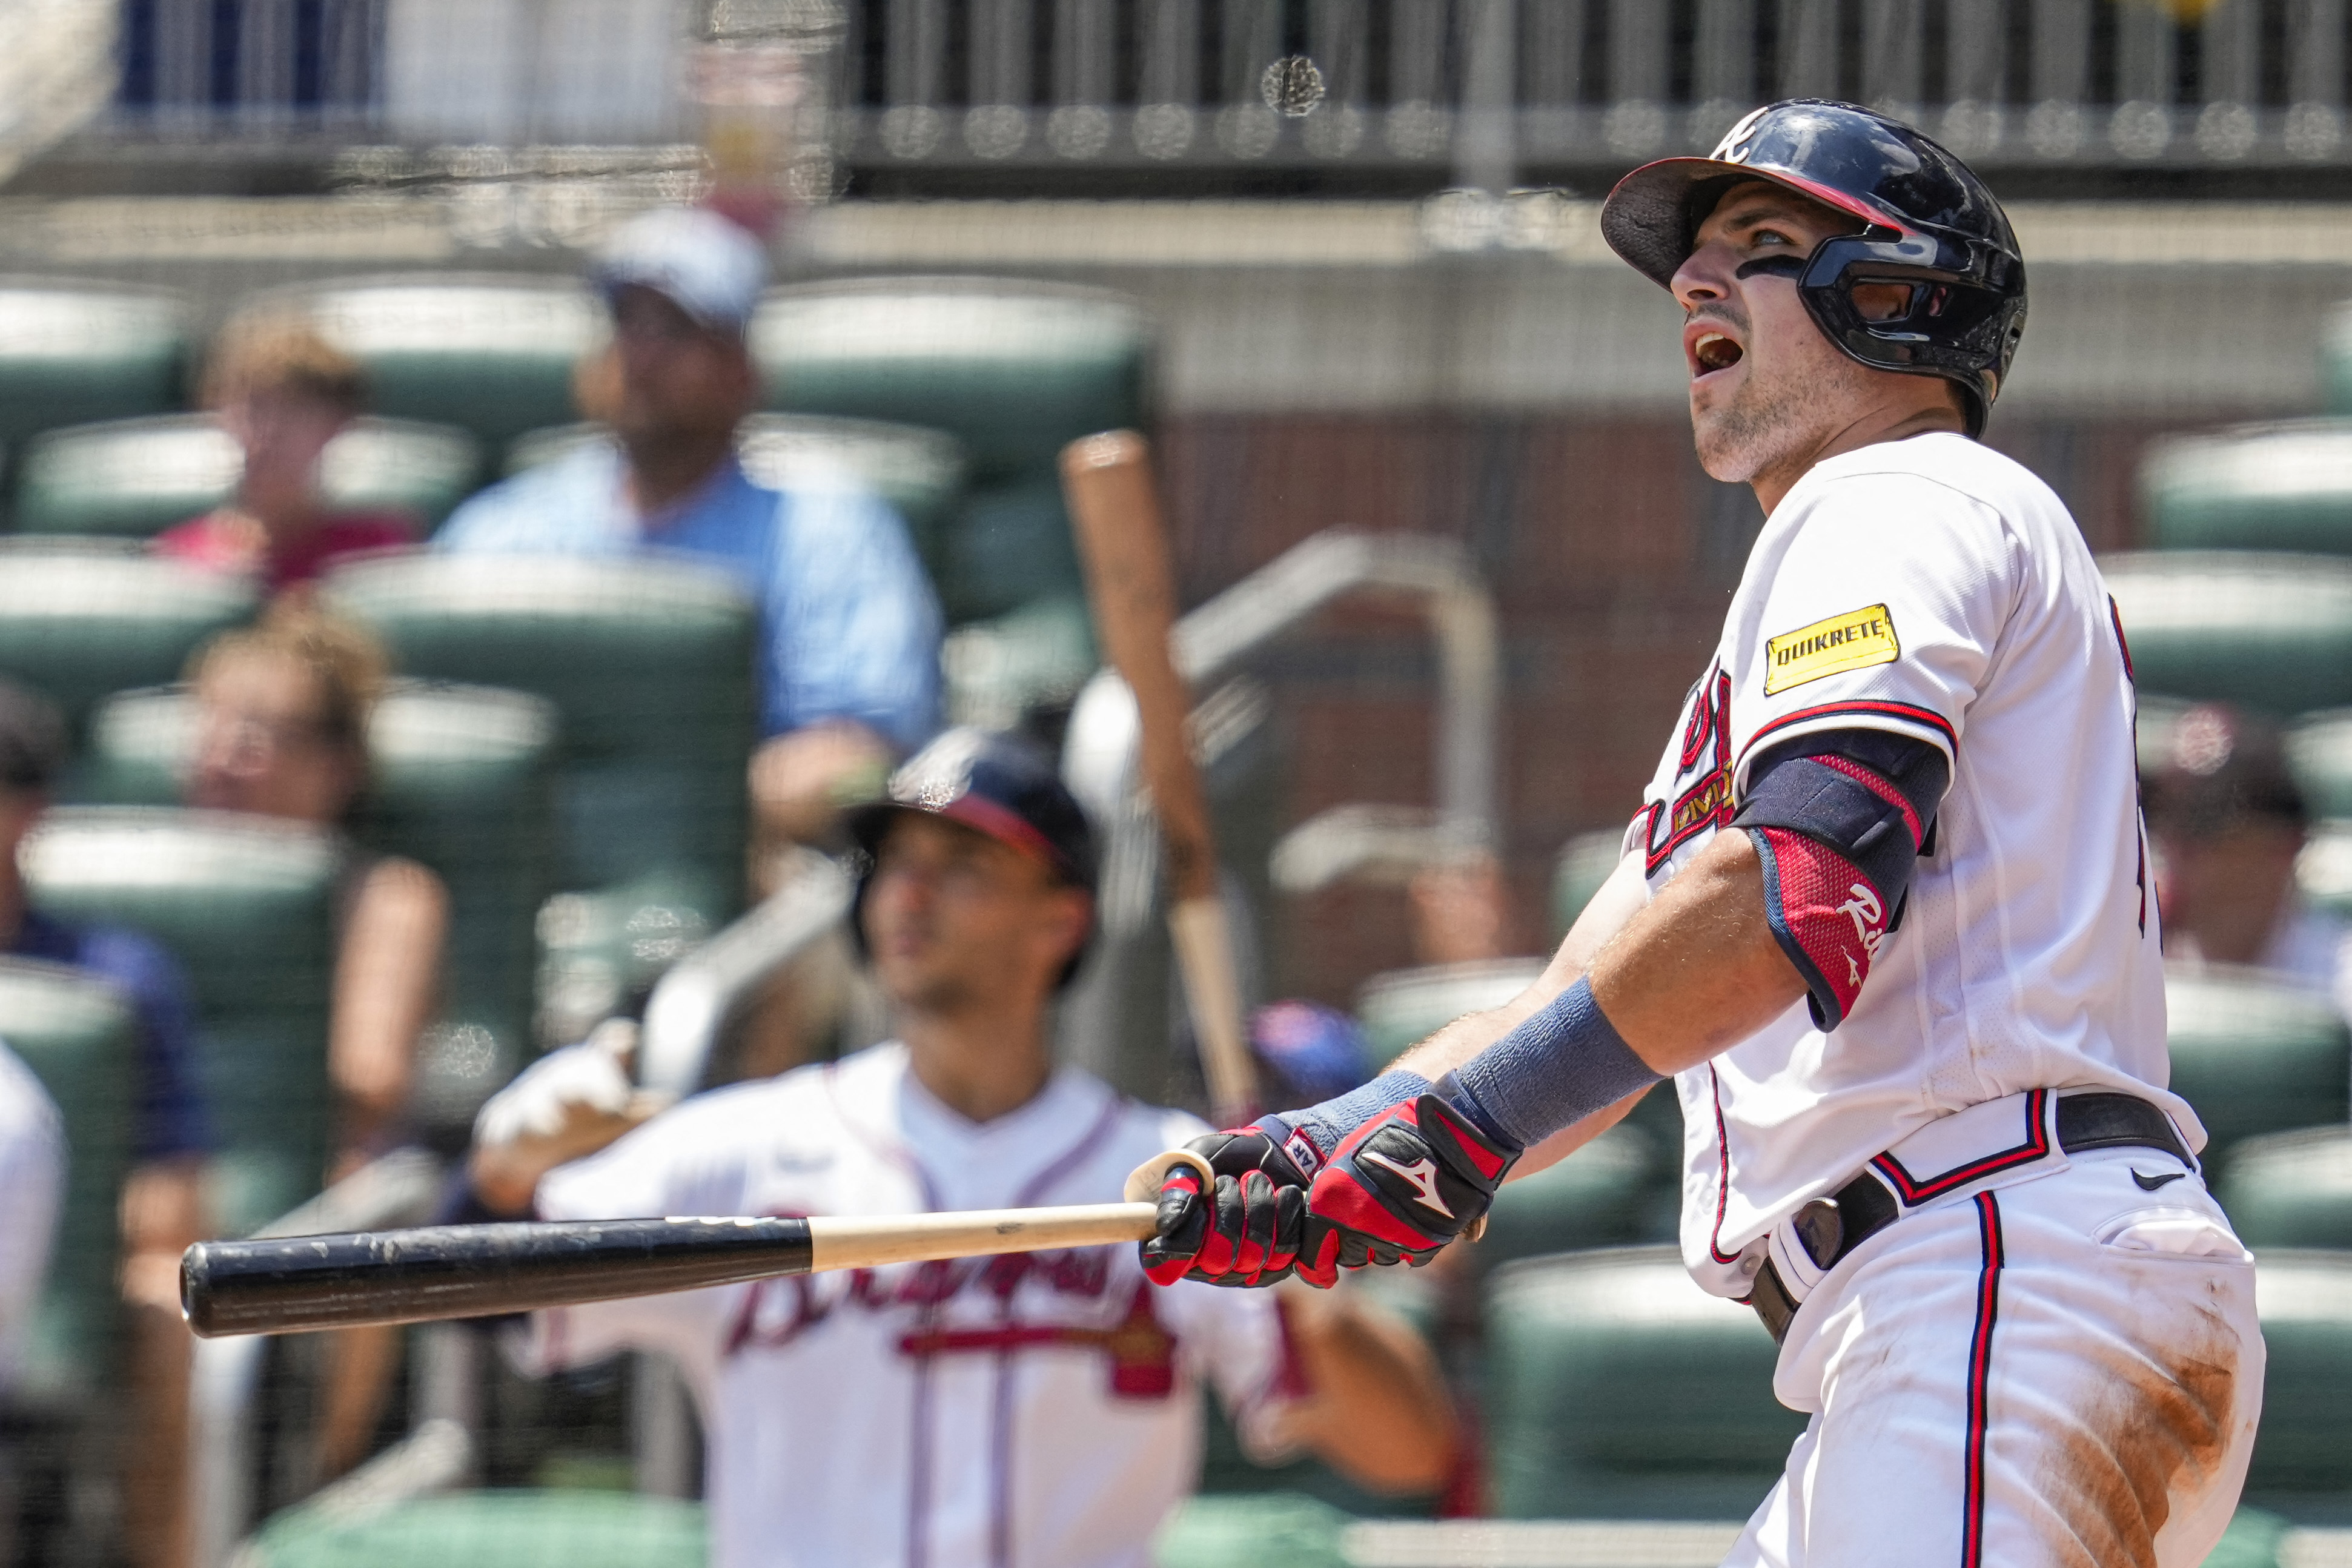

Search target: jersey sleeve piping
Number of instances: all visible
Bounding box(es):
[1735,700,1957,796]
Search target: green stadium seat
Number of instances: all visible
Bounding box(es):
[322,555,757,1039]
[83,681,558,1131]
[504,414,969,544]
[2322,302,2352,416]
[0,280,188,457]
[242,1489,705,1568]
[2142,421,2352,557]
[750,277,1146,712]
[2101,551,2352,715]
[256,276,604,449]
[1551,827,1626,942]
[2164,967,2351,1176]
[0,959,137,1391]
[14,414,480,538]
[1483,1246,1803,1520]
[2288,709,2352,820]
[1477,1126,1660,1269]
[2299,821,2352,918]
[0,543,256,735]
[2219,1129,2352,1250]
[1155,1493,1351,1568]
[1356,959,1545,1063]
[2241,1251,2352,1515]
[752,277,1147,483]
[20,807,342,1236]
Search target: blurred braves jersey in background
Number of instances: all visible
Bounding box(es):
[1622,431,2200,1297]
[518,1042,1299,1568]
[0,1040,62,1393]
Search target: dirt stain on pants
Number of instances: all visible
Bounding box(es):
[2035,1305,2242,1568]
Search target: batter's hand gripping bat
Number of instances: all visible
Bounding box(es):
[181,1151,1217,1338]
[1061,430,1260,1126]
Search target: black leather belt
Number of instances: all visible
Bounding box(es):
[1747,1093,2193,1346]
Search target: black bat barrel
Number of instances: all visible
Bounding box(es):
[182,1216,815,1337]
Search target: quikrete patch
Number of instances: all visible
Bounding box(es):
[1764,604,1900,695]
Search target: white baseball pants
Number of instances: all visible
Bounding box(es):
[1725,1143,2264,1568]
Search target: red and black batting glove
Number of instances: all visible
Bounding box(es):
[1293,1094,1516,1288]
[1140,1129,1313,1288]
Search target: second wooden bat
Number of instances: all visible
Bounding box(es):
[1061,430,1260,1126]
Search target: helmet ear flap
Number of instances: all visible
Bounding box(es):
[1795,233,2021,438]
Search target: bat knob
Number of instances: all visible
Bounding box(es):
[1123,1148,1218,1204]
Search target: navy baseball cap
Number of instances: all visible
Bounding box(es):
[847,728,1101,987]
[848,727,1099,894]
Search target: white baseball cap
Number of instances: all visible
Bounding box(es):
[591,207,769,335]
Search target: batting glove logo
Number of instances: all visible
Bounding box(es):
[1355,1148,1453,1217]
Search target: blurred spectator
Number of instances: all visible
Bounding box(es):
[184,605,448,1163]
[182,607,449,1481]
[154,314,414,593]
[1251,999,1374,1105]
[434,207,943,872]
[2146,703,2352,1019]
[0,681,211,1568]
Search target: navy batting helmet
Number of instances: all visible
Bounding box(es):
[846,727,1100,988]
[1600,99,2027,437]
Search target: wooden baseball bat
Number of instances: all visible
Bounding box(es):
[1061,431,1260,1126]
[181,1151,1216,1339]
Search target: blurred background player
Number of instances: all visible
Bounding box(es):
[0,681,213,1568]
[460,728,1455,1568]
[181,606,448,1480]
[155,313,415,593]
[434,207,944,873]
[2146,703,2352,1021]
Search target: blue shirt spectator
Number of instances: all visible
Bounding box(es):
[434,207,944,867]
[8,910,212,1164]
[436,440,941,750]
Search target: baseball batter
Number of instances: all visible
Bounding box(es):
[464,729,1454,1568]
[1145,101,2264,1567]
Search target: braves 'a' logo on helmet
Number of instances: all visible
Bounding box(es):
[1713,106,1772,165]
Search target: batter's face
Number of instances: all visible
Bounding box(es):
[1672,182,1930,486]
[862,813,1091,1017]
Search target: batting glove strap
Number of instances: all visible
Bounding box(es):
[1139,1129,1313,1288]
[1250,1068,1432,1180]
[1297,1094,1516,1286]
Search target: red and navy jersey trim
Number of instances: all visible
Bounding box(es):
[1706,1066,1742,1265]
[1741,700,1957,776]
[1869,1088,2051,1206]
[1961,1191,2006,1568]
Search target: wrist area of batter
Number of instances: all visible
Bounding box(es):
[1431,976,1663,1153]
[1254,1067,1432,1177]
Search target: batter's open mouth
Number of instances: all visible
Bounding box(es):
[1693,332,1743,375]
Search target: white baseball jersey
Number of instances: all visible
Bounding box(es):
[0,1038,63,1392]
[1623,432,2202,1297]
[518,1042,1300,1568]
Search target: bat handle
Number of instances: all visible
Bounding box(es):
[1122,1148,1217,1203]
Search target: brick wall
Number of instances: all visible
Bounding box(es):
[1159,410,2210,1007]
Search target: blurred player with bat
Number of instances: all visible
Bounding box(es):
[456,727,1453,1568]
